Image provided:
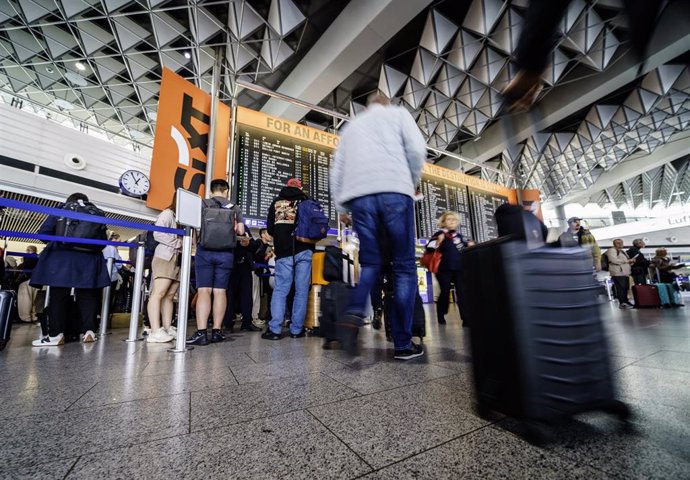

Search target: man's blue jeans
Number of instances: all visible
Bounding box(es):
[346,193,417,350]
[269,249,313,335]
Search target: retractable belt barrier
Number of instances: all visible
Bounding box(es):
[0,197,189,341]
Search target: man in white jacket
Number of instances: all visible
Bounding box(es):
[330,92,427,360]
[606,238,635,309]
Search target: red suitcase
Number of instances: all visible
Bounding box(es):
[632,284,661,308]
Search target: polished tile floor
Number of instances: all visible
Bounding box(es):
[1,302,689,479]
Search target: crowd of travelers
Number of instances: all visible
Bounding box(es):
[2,93,686,358]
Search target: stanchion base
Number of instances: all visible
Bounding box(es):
[168,346,194,353]
[123,338,144,342]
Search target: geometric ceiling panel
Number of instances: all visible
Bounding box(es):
[463,0,505,37]
[434,63,464,98]
[151,12,187,47]
[18,0,58,23]
[113,17,151,52]
[470,46,506,85]
[267,0,305,37]
[378,64,407,99]
[402,77,429,110]
[640,64,686,96]
[7,29,44,63]
[447,29,483,71]
[579,28,619,72]
[78,21,115,56]
[260,28,294,71]
[542,48,569,85]
[94,57,126,83]
[410,47,442,86]
[192,8,224,45]
[424,90,451,119]
[444,100,471,128]
[457,76,486,109]
[419,9,458,55]
[228,2,264,40]
[41,25,79,59]
[488,8,522,55]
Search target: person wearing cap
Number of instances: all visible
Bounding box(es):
[262,178,314,340]
[559,217,602,270]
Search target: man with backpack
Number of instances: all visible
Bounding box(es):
[262,178,327,340]
[186,179,245,346]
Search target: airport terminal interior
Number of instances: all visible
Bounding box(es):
[1,0,690,478]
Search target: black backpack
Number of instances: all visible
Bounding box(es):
[199,199,237,251]
[54,201,107,252]
[601,253,609,271]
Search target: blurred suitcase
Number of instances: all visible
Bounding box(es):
[320,281,349,341]
[1,290,16,351]
[632,284,661,308]
[461,238,629,443]
[383,289,426,340]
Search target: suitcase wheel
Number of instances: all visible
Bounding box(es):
[603,400,633,422]
[475,402,493,420]
[523,420,552,446]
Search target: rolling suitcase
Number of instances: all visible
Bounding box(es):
[1,290,16,351]
[320,281,350,341]
[383,289,426,340]
[632,284,661,308]
[461,238,630,443]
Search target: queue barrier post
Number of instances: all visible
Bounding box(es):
[125,243,146,342]
[170,226,194,353]
[99,256,114,337]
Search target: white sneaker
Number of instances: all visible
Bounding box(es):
[147,328,174,343]
[166,326,177,339]
[252,318,266,327]
[32,333,65,347]
[81,330,97,343]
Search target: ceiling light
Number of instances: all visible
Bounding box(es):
[46,66,54,74]
[75,62,86,71]
[184,52,191,59]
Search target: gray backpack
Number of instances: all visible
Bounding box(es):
[199,199,237,251]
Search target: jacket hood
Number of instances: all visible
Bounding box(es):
[279,186,307,200]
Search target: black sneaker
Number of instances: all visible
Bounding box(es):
[371,311,382,330]
[394,342,424,360]
[261,329,282,341]
[186,330,209,346]
[240,324,262,332]
[210,329,225,343]
[290,330,306,338]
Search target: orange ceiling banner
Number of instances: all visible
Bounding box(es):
[147,67,230,210]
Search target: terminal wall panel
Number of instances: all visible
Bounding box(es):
[0,103,156,218]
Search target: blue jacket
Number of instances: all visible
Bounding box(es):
[30,213,111,289]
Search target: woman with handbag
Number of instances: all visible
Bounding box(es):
[424,211,469,325]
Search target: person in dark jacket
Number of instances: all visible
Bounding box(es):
[627,238,651,285]
[225,230,262,332]
[262,178,315,340]
[425,211,469,325]
[30,193,110,346]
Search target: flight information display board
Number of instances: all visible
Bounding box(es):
[415,177,472,240]
[234,107,339,228]
[468,187,509,243]
[416,163,516,242]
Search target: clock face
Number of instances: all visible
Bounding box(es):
[119,170,150,197]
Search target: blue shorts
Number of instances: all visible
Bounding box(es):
[195,248,233,289]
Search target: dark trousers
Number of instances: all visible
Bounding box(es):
[436,270,467,322]
[632,274,647,286]
[612,276,631,306]
[48,287,99,337]
[225,264,253,328]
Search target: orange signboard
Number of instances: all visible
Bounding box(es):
[147,68,231,210]
[422,162,518,204]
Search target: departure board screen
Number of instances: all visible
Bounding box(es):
[468,187,508,243]
[415,177,472,240]
[234,108,338,228]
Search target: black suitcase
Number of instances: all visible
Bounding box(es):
[1,290,16,351]
[383,289,426,340]
[461,238,630,442]
[320,281,350,342]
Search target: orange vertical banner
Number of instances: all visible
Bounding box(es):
[147,68,230,210]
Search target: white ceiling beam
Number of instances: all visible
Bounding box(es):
[457,0,690,165]
[260,0,434,121]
